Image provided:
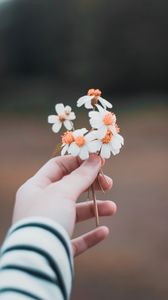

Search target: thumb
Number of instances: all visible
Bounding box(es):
[54,155,102,201]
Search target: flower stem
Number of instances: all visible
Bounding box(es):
[98,168,109,192]
[97,170,105,193]
[91,184,100,227]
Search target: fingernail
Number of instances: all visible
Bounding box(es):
[87,154,101,165]
[97,226,110,238]
[111,202,117,213]
[106,176,113,184]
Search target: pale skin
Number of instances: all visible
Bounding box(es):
[13,154,117,256]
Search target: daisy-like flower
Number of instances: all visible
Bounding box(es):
[77,88,112,109]
[61,128,97,160]
[89,104,117,137]
[61,131,75,156]
[48,103,76,133]
[88,129,124,158]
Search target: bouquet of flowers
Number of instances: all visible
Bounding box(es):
[48,89,124,226]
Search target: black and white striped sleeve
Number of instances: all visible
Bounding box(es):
[0,217,74,300]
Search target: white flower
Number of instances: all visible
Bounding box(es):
[77,88,112,109]
[88,129,124,159]
[89,104,117,137]
[61,131,75,156]
[48,103,76,133]
[61,128,97,160]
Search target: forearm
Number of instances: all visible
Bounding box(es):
[0,217,74,300]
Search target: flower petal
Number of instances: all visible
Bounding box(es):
[61,144,68,156]
[63,120,73,130]
[55,103,65,115]
[85,131,98,142]
[77,96,92,107]
[85,101,93,109]
[117,134,124,145]
[96,104,106,114]
[88,111,100,118]
[100,144,111,159]
[79,146,89,160]
[111,147,120,155]
[68,142,80,156]
[99,97,112,109]
[67,112,76,120]
[65,105,72,113]
[90,118,103,129]
[110,139,120,150]
[111,126,117,135]
[88,140,101,153]
[111,135,123,149]
[97,126,107,139]
[73,128,88,137]
[81,128,88,135]
[48,115,57,124]
[52,121,62,133]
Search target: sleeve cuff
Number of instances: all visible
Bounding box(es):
[0,217,74,300]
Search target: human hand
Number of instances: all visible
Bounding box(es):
[13,155,117,256]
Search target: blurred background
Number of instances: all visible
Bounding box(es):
[0,0,167,299]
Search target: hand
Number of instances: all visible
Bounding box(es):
[13,155,117,256]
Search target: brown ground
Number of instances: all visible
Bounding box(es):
[0,102,167,300]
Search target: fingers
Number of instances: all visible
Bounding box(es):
[32,155,81,188]
[93,173,113,192]
[32,154,112,195]
[72,226,109,256]
[76,200,117,223]
[55,155,102,200]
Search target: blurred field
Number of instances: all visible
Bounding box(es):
[0,100,168,299]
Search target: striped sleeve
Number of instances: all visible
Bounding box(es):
[0,217,74,300]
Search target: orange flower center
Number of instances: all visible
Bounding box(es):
[87,88,102,107]
[103,113,114,125]
[62,131,74,144]
[87,88,102,97]
[75,136,85,147]
[102,130,113,144]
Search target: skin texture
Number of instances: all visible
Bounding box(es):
[13,154,117,256]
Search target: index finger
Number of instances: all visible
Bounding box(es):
[32,155,82,188]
